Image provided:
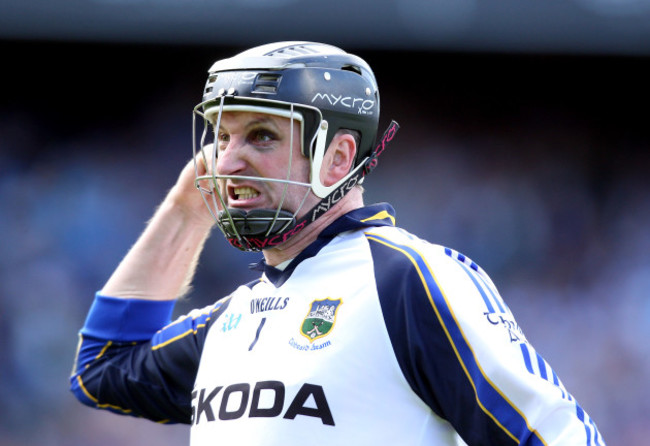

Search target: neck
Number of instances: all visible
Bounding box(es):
[262,187,363,266]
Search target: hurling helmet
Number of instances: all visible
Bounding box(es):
[192,41,394,252]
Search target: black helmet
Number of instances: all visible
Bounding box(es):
[201,41,379,167]
[193,42,395,252]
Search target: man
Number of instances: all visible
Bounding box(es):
[70,41,605,445]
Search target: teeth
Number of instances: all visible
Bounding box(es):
[234,186,259,200]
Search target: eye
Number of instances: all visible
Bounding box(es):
[248,128,278,146]
[217,131,230,143]
[217,131,230,151]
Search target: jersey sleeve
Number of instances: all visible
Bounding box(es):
[367,234,606,446]
[69,293,230,424]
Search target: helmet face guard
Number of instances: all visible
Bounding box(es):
[191,42,397,252]
[192,96,319,251]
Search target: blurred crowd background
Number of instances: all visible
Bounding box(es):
[1,17,649,446]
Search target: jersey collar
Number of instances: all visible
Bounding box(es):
[250,203,396,286]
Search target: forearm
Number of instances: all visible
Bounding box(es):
[101,183,215,301]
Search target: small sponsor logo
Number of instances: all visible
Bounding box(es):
[221,313,242,332]
[484,312,527,343]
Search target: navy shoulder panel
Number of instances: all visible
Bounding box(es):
[366,233,516,444]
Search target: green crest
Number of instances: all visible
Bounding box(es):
[300,298,343,342]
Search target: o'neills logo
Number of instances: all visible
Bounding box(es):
[311,93,375,114]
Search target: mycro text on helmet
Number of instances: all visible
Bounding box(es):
[310,93,375,114]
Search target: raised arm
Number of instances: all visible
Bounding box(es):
[70,156,221,423]
[101,157,215,301]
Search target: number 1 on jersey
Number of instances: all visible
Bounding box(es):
[248,317,266,351]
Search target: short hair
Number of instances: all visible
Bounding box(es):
[337,128,361,148]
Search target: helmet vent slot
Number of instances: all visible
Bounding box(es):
[267,44,319,57]
[341,64,362,76]
[205,75,218,94]
[252,73,282,94]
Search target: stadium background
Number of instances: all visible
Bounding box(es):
[1,2,649,444]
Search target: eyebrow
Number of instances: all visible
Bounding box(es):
[247,116,281,131]
[219,115,282,133]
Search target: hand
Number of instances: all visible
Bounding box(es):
[168,153,217,229]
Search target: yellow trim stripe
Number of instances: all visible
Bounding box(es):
[361,210,395,226]
[96,402,133,414]
[152,327,197,350]
[77,375,172,421]
[95,341,113,360]
[366,233,546,445]
[151,319,212,351]
[151,298,229,350]
[76,375,98,404]
[77,375,132,414]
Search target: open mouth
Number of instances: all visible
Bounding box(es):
[231,186,260,201]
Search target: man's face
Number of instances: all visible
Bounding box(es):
[211,111,314,218]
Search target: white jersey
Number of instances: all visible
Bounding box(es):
[71,204,605,446]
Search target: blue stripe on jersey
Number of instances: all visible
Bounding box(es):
[454,258,496,314]
[551,369,567,399]
[589,417,603,446]
[579,404,606,446]
[536,352,548,380]
[74,338,113,375]
[366,234,543,445]
[444,248,506,314]
[151,298,230,350]
[576,405,592,446]
[519,334,603,445]
[477,273,506,313]
[520,344,534,374]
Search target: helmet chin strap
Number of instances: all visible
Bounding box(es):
[222,120,400,252]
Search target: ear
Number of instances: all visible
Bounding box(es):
[319,132,357,187]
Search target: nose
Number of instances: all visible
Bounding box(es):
[216,136,248,176]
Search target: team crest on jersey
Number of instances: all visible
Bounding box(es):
[300,298,342,342]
